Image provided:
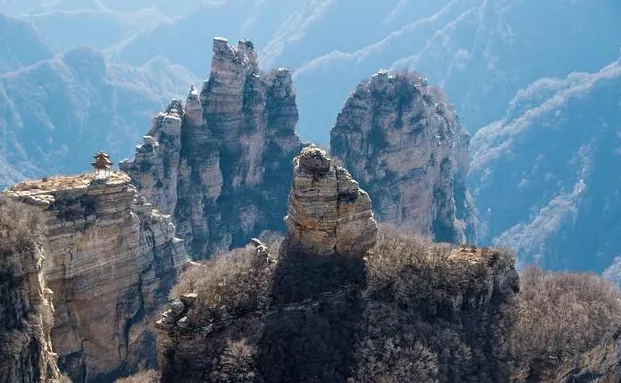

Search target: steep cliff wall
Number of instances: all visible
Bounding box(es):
[0,196,61,383]
[5,172,188,383]
[330,70,475,244]
[154,147,518,383]
[121,37,301,259]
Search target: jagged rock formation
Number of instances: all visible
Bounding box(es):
[5,171,188,383]
[0,196,61,383]
[285,146,377,257]
[330,70,475,244]
[121,37,301,259]
[153,148,518,382]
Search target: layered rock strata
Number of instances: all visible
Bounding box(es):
[284,146,377,257]
[330,70,475,244]
[5,172,188,383]
[0,197,61,383]
[121,37,301,259]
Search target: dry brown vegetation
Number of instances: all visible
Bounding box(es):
[509,265,621,382]
[115,369,160,383]
[353,225,518,382]
[0,195,41,255]
[166,224,519,382]
[366,225,516,310]
[171,231,285,326]
[165,223,621,382]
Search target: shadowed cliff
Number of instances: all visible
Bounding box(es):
[0,196,61,383]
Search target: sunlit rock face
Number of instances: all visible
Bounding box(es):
[330,70,475,244]
[5,172,188,382]
[284,146,378,257]
[121,37,301,259]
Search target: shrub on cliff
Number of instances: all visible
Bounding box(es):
[0,195,41,256]
[162,224,518,382]
[366,224,516,313]
[171,231,284,326]
[353,224,517,382]
[115,370,160,383]
[510,266,621,381]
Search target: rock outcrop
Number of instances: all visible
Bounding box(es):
[330,70,475,244]
[121,37,301,259]
[284,146,377,257]
[153,147,518,382]
[5,171,188,383]
[0,197,61,383]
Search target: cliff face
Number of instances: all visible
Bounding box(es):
[5,172,188,383]
[330,70,475,244]
[121,37,301,259]
[154,147,518,383]
[0,197,61,383]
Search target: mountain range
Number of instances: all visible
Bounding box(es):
[1,0,621,274]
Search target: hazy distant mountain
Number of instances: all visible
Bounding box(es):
[109,0,304,77]
[0,0,202,52]
[0,45,196,187]
[102,0,621,144]
[0,0,201,17]
[0,13,52,73]
[470,56,621,272]
[8,0,620,144]
[292,0,621,141]
[28,8,171,51]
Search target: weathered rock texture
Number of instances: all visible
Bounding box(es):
[121,37,301,259]
[330,70,475,244]
[0,197,61,383]
[154,150,518,382]
[5,172,188,383]
[284,146,377,257]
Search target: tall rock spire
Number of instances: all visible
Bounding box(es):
[122,37,301,259]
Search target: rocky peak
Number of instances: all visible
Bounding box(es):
[285,146,378,257]
[330,70,475,244]
[211,37,259,74]
[5,172,188,382]
[122,37,301,259]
